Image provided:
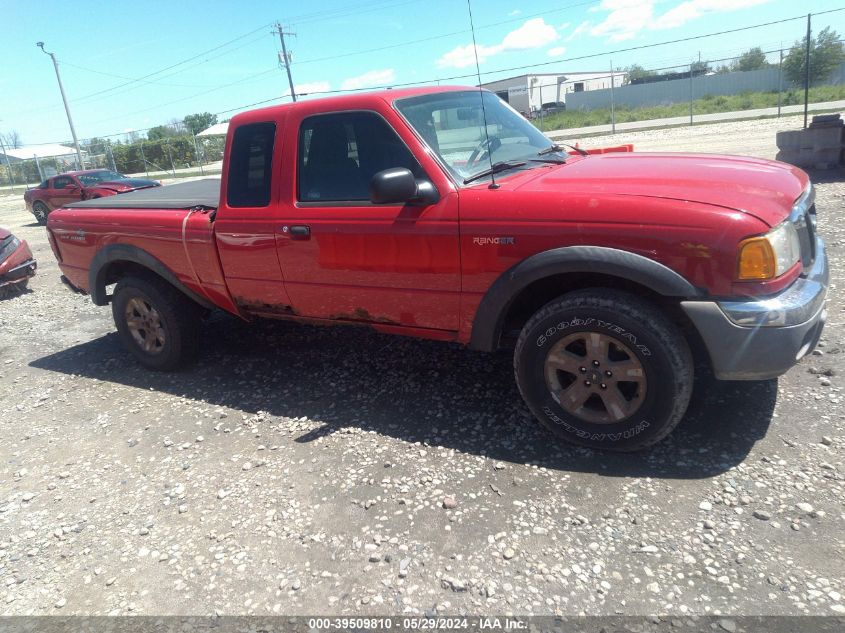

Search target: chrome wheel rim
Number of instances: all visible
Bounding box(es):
[544,332,646,424]
[33,204,47,222]
[125,297,166,354]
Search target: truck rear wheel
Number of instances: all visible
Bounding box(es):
[514,289,693,451]
[111,275,201,371]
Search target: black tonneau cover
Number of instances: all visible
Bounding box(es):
[67,178,220,210]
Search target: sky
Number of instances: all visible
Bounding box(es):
[1,0,843,146]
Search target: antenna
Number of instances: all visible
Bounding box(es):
[466,0,498,189]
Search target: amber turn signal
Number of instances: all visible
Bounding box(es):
[737,236,776,280]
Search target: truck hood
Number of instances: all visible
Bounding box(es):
[511,153,809,227]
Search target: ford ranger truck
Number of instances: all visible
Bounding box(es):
[46,86,828,451]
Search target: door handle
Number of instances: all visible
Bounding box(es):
[282,224,311,240]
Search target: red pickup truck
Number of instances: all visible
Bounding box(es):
[46,86,828,451]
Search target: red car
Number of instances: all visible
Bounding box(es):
[24,170,160,225]
[0,227,36,294]
[46,86,827,451]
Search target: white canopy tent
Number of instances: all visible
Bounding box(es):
[0,144,83,163]
[197,122,229,137]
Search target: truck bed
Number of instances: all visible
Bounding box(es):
[67,178,220,210]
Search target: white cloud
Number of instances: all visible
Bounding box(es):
[293,81,330,95]
[590,0,655,42]
[654,0,771,30]
[547,46,567,57]
[341,69,395,91]
[566,20,591,42]
[437,18,559,68]
[584,0,773,43]
[437,43,503,69]
[501,18,559,50]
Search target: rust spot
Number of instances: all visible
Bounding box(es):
[329,308,398,324]
[234,297,298,317]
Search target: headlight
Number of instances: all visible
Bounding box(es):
[0,236,20,261]
[737,221,800,280]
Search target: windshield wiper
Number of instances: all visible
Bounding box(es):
[463,160,527,184]
[529,157,567,165]
[538,143,588,157]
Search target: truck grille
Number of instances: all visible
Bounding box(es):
[791,184,816,273]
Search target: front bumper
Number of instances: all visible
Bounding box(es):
[682,237,829,380]
[0,240,37,287]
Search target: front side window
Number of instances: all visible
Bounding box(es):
[227,122,276,208]
[297,111,423,202]
[53,176,72,189]
[396,90,557,183]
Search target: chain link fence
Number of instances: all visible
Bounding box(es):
[0,134,225,190]
[530,50,845,133]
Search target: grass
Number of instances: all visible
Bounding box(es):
[535,84,845,131]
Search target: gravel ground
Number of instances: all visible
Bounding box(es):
[0,120,844,618]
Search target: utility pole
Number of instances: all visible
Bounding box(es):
[777,48,784,118]
[609,59,616,135]
[275,22,297,102]
[0,134,14,191]
[804,13,811,129]
[37,42,84,168]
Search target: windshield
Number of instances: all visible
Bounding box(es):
[77,170,126,186]
[395,90,558,183]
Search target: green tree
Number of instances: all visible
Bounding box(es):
[690,60,710,75]
[623,64,656,84]
[183,112,218,136]
[783,26,845,86]
[731,47,770,72]
[147,125,178,141]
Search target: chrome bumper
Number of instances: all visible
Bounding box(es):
[681,237,828,380]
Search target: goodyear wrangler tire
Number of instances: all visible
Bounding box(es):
[514,289,693,451]
[112,275,201,371]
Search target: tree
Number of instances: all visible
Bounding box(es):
[783,26,845,86]
[1,130,22,148]
[623,64,657,84]
[731,47,770,72]
[690,60,710,75]
[147,125,179,141]
[183,112,218,136]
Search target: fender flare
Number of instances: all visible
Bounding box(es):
[88,243,215,310]
[468,245,702,352]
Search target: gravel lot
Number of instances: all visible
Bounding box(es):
[0,118,843,618]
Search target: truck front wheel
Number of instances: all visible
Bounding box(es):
[112,275,201,371]
[514,289,693,451]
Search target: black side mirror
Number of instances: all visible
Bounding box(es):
[370,168,439,206]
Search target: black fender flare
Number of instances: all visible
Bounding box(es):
[468,245,702,352]
[88,243,215,310]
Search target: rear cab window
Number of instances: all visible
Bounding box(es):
[227,122,276,208]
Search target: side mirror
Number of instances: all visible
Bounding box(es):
[369,168,439,206]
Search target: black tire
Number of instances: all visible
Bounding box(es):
[111,275,202,371]
[32,202,49,225]
[514,289,693,451]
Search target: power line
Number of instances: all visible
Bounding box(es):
[16,7,845,145]
[292,0,600,66]
[5,23,275,119]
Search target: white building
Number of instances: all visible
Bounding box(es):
[481,71,627,115]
